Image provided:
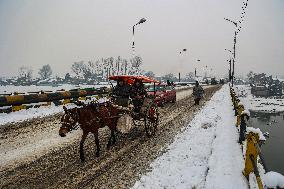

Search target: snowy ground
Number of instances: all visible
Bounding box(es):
[234,85,284,112]
[133,85,248,189]
[0,97,108,126]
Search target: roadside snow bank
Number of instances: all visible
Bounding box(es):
[0,104,75,126]
[0,97,108,126]
[133,85,248,189]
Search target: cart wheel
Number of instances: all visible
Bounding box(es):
[144,103,159,136]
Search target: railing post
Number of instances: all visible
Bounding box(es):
[236,103,244,127]
[243,132,264,189]
[239,112,249,144]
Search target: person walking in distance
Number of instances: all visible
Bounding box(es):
[193,81,204,105]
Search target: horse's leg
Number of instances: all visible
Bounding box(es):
[94,131,100,157]
[80,131,88,162]
[107,129,115,150]
[111,128,116,145]
[107,129,112,150]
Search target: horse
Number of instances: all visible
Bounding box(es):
[59,102,119,162]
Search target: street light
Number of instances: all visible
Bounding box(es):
[178,49,188,82]
[224,0,249,86]
[224,17,238,86]
[195,59,200,78]
[225,49,234,85]
[132,18,146,57]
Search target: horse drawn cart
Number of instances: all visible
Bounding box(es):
[109,75,160,136]
[59,75,160,161]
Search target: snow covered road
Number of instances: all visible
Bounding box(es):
[133,85,248,189]
[0,86,220,188]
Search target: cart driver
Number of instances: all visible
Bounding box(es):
[112,78,131,98]
[130,79,147,113]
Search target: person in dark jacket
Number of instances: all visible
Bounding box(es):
[130,79,147,113]
[193,81,204,105]
[112,79,131,97]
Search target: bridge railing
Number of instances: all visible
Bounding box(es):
[0,87,110,113]
[230,87,266,189]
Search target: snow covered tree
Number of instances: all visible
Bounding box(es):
[18,66,33,81]
[38,64,52,80]
[144,71,155,78]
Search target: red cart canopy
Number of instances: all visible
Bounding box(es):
[109,75,160,85]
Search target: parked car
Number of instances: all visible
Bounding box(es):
[146,83,176,106]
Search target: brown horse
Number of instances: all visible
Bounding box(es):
[59,102,119,162]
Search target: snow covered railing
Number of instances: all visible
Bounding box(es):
[0,87,110,113]
[230,87,284,189]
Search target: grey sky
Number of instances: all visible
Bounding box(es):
[0,0,283,78]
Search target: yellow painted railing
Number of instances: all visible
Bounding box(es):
[230,87,265,189]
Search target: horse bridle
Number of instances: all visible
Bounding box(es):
[61,111,79,131]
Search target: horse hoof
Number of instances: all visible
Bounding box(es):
[80,155,85,162]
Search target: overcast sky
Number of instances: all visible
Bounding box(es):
[0,0,283,78]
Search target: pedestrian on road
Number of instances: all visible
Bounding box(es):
[193,81,204,105]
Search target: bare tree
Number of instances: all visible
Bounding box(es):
[144,71,155,78]
[18,66,33,81]
[71,61,84,78]
[247,71,255,83]
[185,72,195,81]
[130,56,143,75]
[162,73,176,81]
[38,64,52,80]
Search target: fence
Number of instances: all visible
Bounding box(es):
[230,87,266,189]
[0,87,110,113]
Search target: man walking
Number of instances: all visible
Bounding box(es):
[193,81,204,105]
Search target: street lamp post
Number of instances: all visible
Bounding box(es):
[224,0,249,86]
[178,48,187,82]
[225,48,234,85]
[132,18,146,57]
[196,59,200,79]
[224,18,238,87]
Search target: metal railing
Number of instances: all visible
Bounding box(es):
[0,87,110,113]
[230,87,265,189]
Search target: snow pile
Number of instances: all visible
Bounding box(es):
[0,103,76,126]
[0,97,109,126]
[263,171,284,188]
[246,127,266,141]
[234,85,284,113]
[133,85,248,189]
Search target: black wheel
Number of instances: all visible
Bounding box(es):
[144,103,159,136]
[172,96,176,103]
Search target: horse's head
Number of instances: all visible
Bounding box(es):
[59,106,79,137]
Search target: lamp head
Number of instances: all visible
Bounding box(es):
[137,18,146,25]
